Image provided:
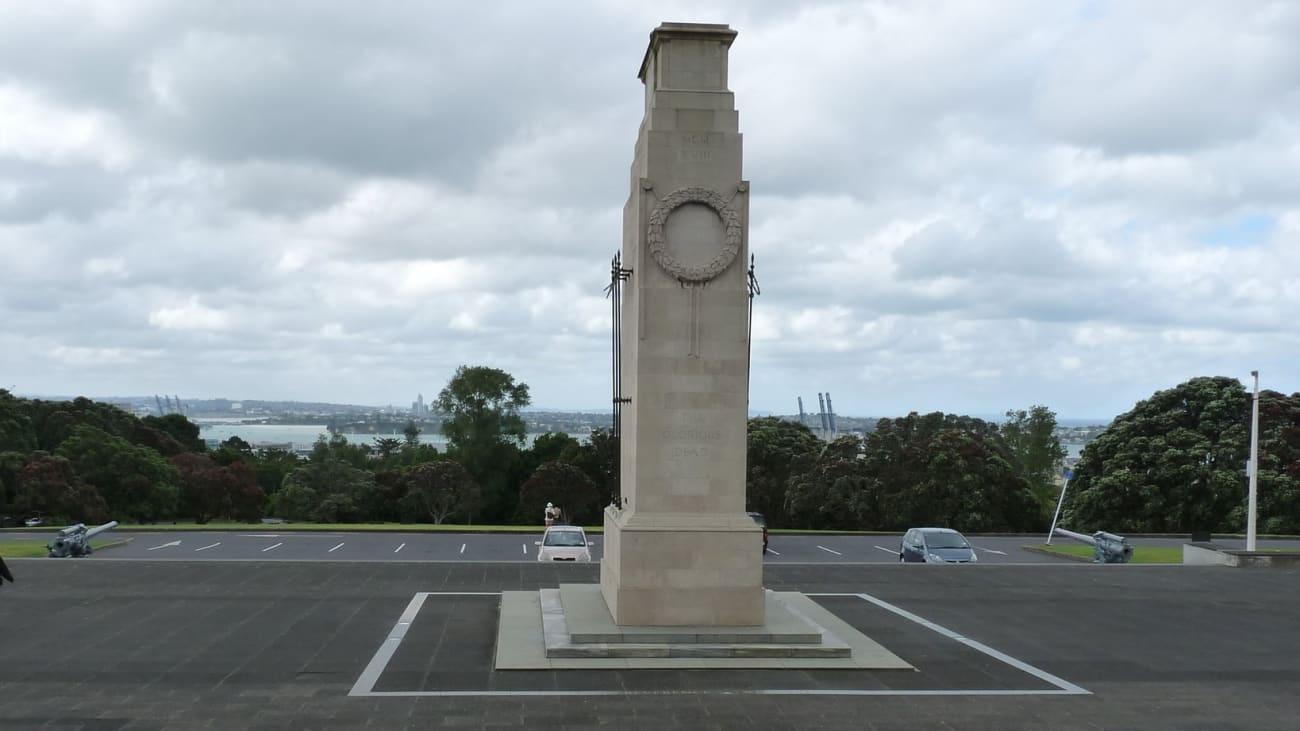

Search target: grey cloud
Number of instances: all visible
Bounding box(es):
[1032,2,1300,154]
[893,216,1073,280]
[216,162,351,217]
[0,162,124,222]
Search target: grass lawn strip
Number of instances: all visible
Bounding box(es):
[0,538,129,558]
[1027,544,1185,564]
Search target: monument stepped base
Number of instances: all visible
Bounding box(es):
[494,584,914,670]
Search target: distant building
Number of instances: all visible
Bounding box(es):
[411,393,428,416]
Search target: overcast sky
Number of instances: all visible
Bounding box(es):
[2,1,1297,421]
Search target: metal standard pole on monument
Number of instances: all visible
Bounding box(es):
[1046,467,1073,545]
[1247,370,1260,552]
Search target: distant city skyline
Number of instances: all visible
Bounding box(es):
[10,389,1119,426]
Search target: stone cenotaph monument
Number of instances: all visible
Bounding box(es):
[598,22,763,627]
[493,25,909,671]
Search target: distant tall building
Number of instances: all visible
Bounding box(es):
[411,393,427,416]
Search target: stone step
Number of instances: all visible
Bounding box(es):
[555,585,824,645]
[569,629,823,645]
[547,642,852,659]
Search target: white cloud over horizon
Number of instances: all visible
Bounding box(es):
[2,0,1297,421]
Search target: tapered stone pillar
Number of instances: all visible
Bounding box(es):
[600,23,763,626]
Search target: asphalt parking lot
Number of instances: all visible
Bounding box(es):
[1,559,1298,730]
[9,529,1290,563]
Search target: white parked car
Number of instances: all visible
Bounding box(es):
[536,526,593,562]
[24,516,43,528]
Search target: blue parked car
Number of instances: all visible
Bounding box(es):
[899,527,977,563]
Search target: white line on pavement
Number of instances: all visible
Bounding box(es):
[874,545,900,556]
[262,542,283,552]
[394,543,405,553]
[147,540,181,551]
[522,543,528,555]
[329,542,345,553]
[816,545,843,556]
[195,543,221,552]
[766,549,780,556]
[846,592,1090,695]
[977,547,1008,555]
[350,591,1089,698]
[460,543,466,554]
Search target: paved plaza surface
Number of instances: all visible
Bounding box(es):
[1,560,1298,729]
[7,529,1293,563]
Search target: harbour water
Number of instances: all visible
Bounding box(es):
[196,421,582,452]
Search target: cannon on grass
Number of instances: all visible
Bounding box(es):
[47,521,119,558]
[1053,527,1133,564]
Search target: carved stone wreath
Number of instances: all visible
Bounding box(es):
[646,186,742,283]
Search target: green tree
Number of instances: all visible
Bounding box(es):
[212,436,254,466]
[399,461,480,524]
[57,425,179,522]
[436,365,531,522]
[1002,405,1067,512]
[0,451,25,513]
[864,413,1040,532]
[373,437,404,462]
[1254,389,1300,533]
[563,429,619,508]
[12,452,109,524]
[784,436,873,531]
[402,420,422,447]
[0,389,36,454]
[225,461,266,523]
[515,461,601,526]
[28,398,138,451]
[274,460,375,523]
[171,453,231,524]
[141,413,206,452]
[746,417,821,526]
[513,432,582,494]
[1063,376,1252,534]
[251,447,300,497]
[528,432,582,467]
[309,433,372,469]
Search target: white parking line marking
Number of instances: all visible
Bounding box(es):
[261,542,283,552]
[977,547,1008,555]
[329,542,345,553]
[843,592,1089,695]
[460,543,466,554]
[522,543,528,555]
[816,545,842,556]
[351,592,1090,698]
[766,549,780,556]
[349,592,500,697]
[195,543,221,552]
[147,540,181,551]
[874,545,900,555]
[394,543,405,553]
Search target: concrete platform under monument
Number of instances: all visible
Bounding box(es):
[494,584,914,670]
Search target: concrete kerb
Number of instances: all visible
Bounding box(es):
[1183,542,1300,567]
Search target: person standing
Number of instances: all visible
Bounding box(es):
[544,502,559,528]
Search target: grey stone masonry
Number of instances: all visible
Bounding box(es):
[600,21,764,627]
